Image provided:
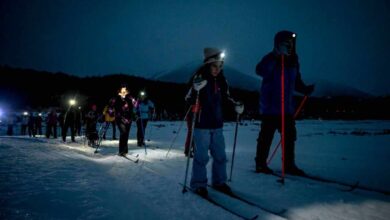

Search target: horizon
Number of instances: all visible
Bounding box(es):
[1,0,389,95]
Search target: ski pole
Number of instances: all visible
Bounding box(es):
[182,91,200,193]
[267,95,308,164]
[279,55,286,184]
[228,113,240,182]
[138,117,147,155]
[166,106,191,158]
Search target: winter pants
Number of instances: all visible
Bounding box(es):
[117,120,131,154]
[46,124,57,138]
[136,118,148,145]
[7,125,13,136]
[62,123,75,142]
[21,125,27,135]
[190,128,227,190]
[255,116,297,168]
[28,124,36,137]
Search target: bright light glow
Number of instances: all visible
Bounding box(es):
[23,112,28,116]
[220,52,226,58]
[140,91,145,97]
[38,113,42,116]
[0,109,3,117]
[292,33,296,38]
[78,106,81,110]
[69,99,76,106]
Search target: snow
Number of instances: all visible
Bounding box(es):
[0,120,389,219]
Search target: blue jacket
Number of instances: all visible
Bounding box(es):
[256,52,308,115]
[135,99,155,120]
[186,71,235,129]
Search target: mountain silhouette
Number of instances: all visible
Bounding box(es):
[152,62,372,97]
[151,62,261,91]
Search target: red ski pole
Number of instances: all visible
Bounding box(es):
[280,55,286,183]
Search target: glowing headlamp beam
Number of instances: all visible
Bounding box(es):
[69,99,76,106]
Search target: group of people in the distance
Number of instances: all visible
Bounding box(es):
[79,88,155,154]
[181,30,315,198]
[36,87,155,153]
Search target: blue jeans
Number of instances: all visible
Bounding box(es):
[190,128,227,189]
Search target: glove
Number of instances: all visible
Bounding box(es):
[193,76,207,91]
[304,84,315,96]
[234,102,244,114]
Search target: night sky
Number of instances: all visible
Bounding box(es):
[1,0,389,95]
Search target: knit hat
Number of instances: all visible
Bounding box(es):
[274,30,296,45]
[203,47,225,64]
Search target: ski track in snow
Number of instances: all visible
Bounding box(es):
[0,120,389,219]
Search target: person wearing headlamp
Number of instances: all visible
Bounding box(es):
[255,30,315,176]
[185,48,244,197]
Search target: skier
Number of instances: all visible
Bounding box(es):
[35,113,43,136]
[46,109,58,138]
[6,113,16,136]
[134,90,155,147]
[186,48,244,197]
[62,106,76,142]
[20,112,29,135]
[114,83,135,156]
[85,104,99,146]
[27,112,36,137]
[102,98,116,140]
[254,30,314,175]
[75,107,83,137]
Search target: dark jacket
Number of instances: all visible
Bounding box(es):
[85,110,98,133]
[64,107,76,125]
[186,70,235,129]
[256,52,309,115]
[114,94,134,124]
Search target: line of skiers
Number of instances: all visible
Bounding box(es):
[3,91,155,152]
[182,30,315,198]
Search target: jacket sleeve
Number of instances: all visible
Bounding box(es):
[222,79,237,105]
[184,72,199,105]
[256,54,277,78]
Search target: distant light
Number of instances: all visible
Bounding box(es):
[140,91,146,97]
[69,99,76,106]
[38,113,42,116]
[78,106,81,110]
[220,52,226,59]
[292,33,296,38]
[23,112,28,116]
[0,108,3,117]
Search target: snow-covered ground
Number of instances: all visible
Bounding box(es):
[0,120,389,219]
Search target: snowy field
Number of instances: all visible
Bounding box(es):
[0,120,389,220]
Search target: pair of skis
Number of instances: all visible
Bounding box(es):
[181,184,287,220]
